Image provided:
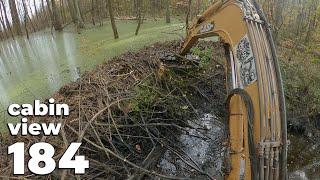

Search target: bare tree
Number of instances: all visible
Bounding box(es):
[91,0,96,25]
[67,0,77,24]
[22,0,30,38]
[150,0,156,19]
[166,0,171,23]
[96,0,103,26]
[41,0,49,28]
[0,0,14,39]
[0,3,8,39]
[74,0,84,29]
[196,0,201,15]
[107,0,119,39]
[24,0,37,32]
[9,0,22,35]
[46,0,55,29]
[51,0,63,31]
[304,0,319,42]
[34,0,39,20]
[273,0,284,39]
[186,0,192,34]
[135,0,143,35]
[60,0,67,24]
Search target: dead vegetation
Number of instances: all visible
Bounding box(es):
[0,40,227,179]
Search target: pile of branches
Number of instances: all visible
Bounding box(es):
[0,41,227,179]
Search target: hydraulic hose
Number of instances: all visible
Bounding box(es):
[226,88,259,180]
[251,1,288,179]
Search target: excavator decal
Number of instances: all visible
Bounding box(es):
[178,0,288,179]
[199,23,215,34]
[236,35,257,87]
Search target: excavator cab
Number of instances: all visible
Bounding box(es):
[178,0,287,179]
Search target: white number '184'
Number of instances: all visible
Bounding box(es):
[8,142,89,175]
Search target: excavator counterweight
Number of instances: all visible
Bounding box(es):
[178,0,287,179]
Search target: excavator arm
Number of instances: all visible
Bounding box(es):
[180,0,287,179]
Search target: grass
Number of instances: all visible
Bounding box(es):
[75,19,185,70]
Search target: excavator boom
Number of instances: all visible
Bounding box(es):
[180,0,287,179]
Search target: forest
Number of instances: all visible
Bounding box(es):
[0,0,318,42]
[0,0,319,179]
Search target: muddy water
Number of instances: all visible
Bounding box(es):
[159,113,226,179]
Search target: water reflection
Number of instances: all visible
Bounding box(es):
[0,32,79,121]
[62,33,80,81]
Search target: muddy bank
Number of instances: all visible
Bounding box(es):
[0,40,227,179]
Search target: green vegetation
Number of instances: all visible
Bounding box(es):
[276,27,320,127]
[190,45,214,68]
[280,46,320,126]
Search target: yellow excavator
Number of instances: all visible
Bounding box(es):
[170,0,287,179]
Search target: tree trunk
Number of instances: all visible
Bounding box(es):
[34,0,39,20]
[67,0,77,24]
[166,0,170,23]
[0,0,14,39]
[41,0,48,28]
[304,0,319,42]
[25,0,37,32]
[107,0,119,39]
[273,0,284,39]
[91,0,96,25]
[9,0,22,35]
[196,0,201,15]
[96,0,103,26]
[186,0,192,34]
[60,0,66,24]
[46,0,54,27]
[22,0,29,39]
[51,0,63,31]
[0,6,9,39]
[74,0,85,29]
[135,0,142,35]
[79,0,85,22]
[102,0,107,18]
[151,0,156,19]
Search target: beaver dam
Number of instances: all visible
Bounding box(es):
[0,40,229,179]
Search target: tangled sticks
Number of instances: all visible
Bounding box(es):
[0,41,227,179]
